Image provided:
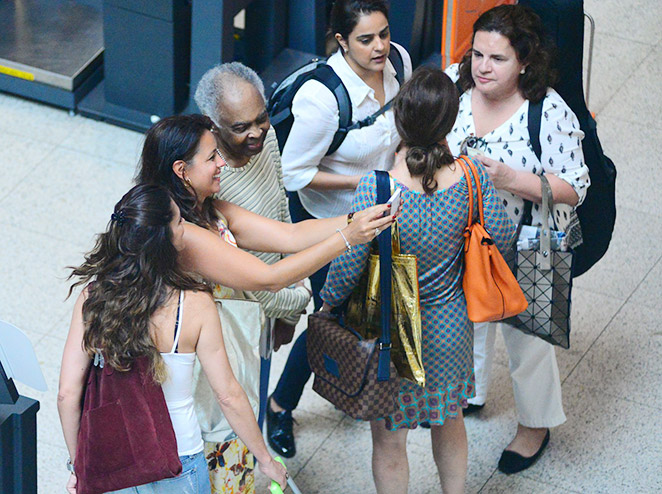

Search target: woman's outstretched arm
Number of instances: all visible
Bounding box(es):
[180,204,394,292]
[216,199,389,254]
[321,173,380,308]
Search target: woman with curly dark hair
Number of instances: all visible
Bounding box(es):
[57,184,288,493]
[445,4,590,474]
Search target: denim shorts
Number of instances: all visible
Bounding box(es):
[108,451,211,493]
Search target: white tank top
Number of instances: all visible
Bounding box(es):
[160,291,204,455]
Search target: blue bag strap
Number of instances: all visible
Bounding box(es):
[375,170,392,382]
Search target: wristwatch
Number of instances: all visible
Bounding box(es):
[66,457,75,474]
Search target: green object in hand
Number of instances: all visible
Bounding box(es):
[269,456,287,494]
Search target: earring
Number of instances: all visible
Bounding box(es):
[182,176,193,188]
[520,67,526,75]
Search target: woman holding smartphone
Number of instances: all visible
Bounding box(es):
[136,113,394,490]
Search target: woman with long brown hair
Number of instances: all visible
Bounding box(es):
[136,113,394,489]
[57,184,287,493]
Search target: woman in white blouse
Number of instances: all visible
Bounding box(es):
[270,0,412,459]
[445,5,590,475]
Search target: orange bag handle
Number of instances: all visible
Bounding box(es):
[457,156,474,230]
[457,156,486,228]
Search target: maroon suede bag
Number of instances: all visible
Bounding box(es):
[75,355,182,494]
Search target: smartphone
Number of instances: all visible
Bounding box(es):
[386,187,402,217]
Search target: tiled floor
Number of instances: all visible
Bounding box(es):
[2,1,661,492]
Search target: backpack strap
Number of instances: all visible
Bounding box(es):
[387,43,405,86]
[268,61,351,156]
[344,100,393,134]
[455,79,464,97]
[528,98,544,163]
[311,65,354,156]
[375,170,393,382]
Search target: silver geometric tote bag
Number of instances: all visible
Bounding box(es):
[503,176,574,349]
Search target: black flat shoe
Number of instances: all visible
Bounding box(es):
[266,396,296,458]
[463,403,485,416]
[498,429,550,474]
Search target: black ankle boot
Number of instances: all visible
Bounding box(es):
[266,397,296,458]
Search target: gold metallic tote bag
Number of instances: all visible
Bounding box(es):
[346,175,425,387]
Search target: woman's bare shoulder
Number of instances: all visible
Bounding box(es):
[182,290,218,328]
[183,289,215,313]
[175,290,218,352]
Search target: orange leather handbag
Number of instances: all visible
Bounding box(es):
[457,156,528,322]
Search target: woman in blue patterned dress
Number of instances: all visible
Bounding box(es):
[320,67,515,493]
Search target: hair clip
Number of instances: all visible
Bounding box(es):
[111,209,127,226]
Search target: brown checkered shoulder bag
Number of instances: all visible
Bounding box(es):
[307,312,399,420]
[307,171,399,420]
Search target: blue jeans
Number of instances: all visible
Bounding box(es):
[272,193,330,411]
[108,451,210,494]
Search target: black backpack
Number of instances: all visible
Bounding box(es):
[523,0,616,277]
[457,0,616,278]
[267,44,405,156]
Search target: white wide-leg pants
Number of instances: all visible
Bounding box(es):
[468,321,566,428]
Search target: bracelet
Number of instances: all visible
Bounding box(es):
[346,212,355,224]
[336,228,352,252]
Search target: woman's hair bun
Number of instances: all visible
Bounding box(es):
[394,67,459,194]
[405,146,429,175]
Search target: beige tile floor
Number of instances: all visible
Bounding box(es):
[2,1,662,492]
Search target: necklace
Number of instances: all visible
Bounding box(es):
[216,147,230,166]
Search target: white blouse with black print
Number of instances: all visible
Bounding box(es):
[444,64,590,228]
